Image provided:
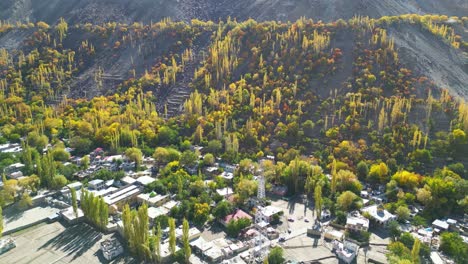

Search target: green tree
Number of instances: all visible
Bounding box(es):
[268,247,285,264]
[203,153,215,165]
[180,150,198,168]
[388,220,401,241]
[213,200,233,220]
[169,217,176,256]
[236,178,257,203]
[356,161,369,180]
[125,147,143,170]
[439,232,468,263]
[395,206,410,222]
[153,223,162,263]
[0,206,2,237]
[182,218,191,263]
[81,155,90,170]
[70,187,78,217]
[314,185,323,220]
[337,191,361,212]
[411,238,420,264]
[18,192,33,209]
[193,203,210,226]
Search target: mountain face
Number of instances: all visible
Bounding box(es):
[1,0,467,24]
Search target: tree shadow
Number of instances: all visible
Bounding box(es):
[38,223,102,261]
[3,205,25,222]
[369,226,390,241]
[287,197,296,214]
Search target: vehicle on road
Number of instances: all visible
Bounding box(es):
[287,217,295,222]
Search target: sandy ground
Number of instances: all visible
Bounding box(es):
[0,222,135,264]
[3,205,61,233]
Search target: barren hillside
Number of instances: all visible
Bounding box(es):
[1,0,467,24]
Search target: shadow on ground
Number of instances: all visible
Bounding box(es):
[38,223,102,261]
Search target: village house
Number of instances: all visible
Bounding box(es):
[103,184,142,209]
[216,187,234,198]
[137,192,170,207]
[346,213,370,232]
[255,206,283,224]
[361,204,396,227]
[333,240,359,264]
[220,209,253,227]
[88,179,106,190]
[100,238,123,261]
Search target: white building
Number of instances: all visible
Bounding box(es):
[100,238,123,261]
[103,184,141,208]
[137,192,170,207]
[88,179,105,190]
[135,175,156,186]
[216,187,234,198]
[333,240,359,264]
[148,207,169,223]
[361,205,396,227]
[255,206,283,224]
[346,213,370,232]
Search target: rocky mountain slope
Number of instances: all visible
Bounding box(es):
[1,0,467,24]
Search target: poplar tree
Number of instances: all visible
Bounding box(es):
[0,206,3,238]
[411,238,420,264]
[70,187,78,217]
[314,185,323,221]
[331,158,337,195]
[168,217,176,256]
[182,218,191,263]
[154,223,162,263]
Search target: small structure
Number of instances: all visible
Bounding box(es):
[324,230,344,241]
[148,207,169,224]
[360,190,369,198]
[191,237,213,254]
[4,163,25,178]
[120,176,136,186]
[270,185,287,196]
[221,209,253,227]
[160,242,180,263]
[100,238,123,261]
[67,182,83,191]
[175,226,201,242]
[0,143,22,153]
[137,192,170,207]
[346,213,370,232]
[216,187,234,198]
[220,171,234,180]
[307,222,322,237]
[88,179,105,190]
[361,205,396,227]
[255,206,283,224]
[61,206,85,224]
[432,219,449,233]
[103,184,141,208]
[333,240,359,264]
[135,175,156,186]
[0,237,15,255]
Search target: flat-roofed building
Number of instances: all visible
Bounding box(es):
[137,192,170,207]
[175,226,201,242]
[100,238,123,261]
[346,215,370,232]
[135,175,156,186]
[103,184,141,208]
[88,179,105,190]
[148,207,169,224]
[255,205,283,224]
[361,205,396,227]
[220,209,252,227]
